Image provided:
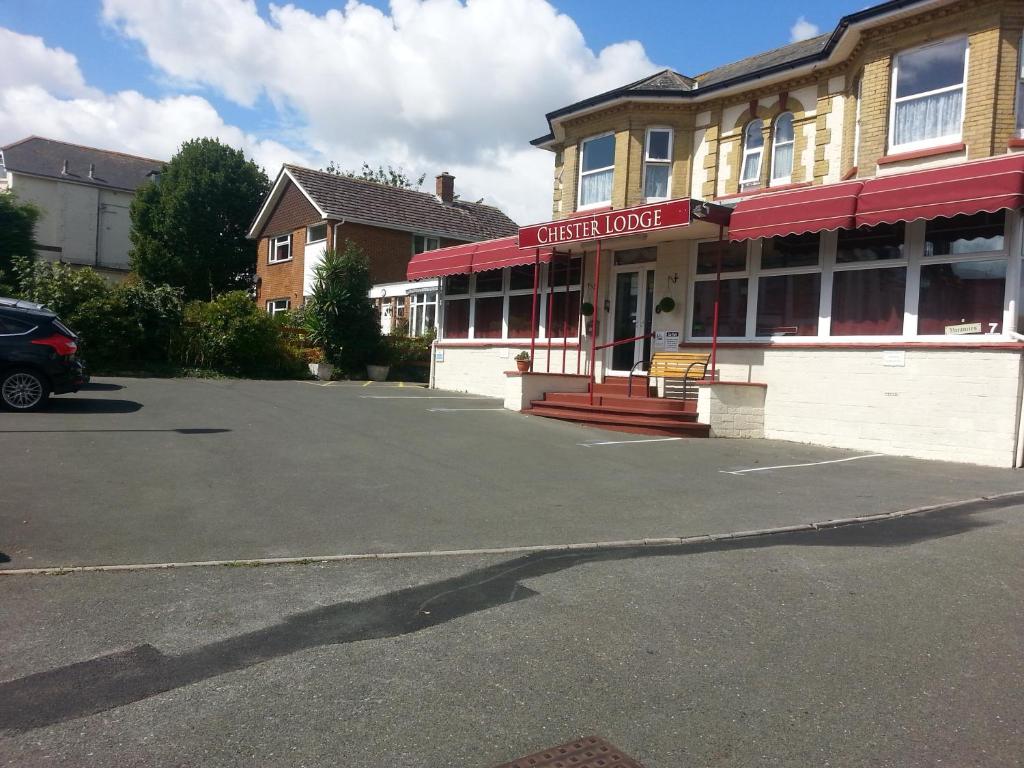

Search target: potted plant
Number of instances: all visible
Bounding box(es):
[580,301,595,317]
[305,347,334,381]
[514,350,532,373]
[656,296,676,314]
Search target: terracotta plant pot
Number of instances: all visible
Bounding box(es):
[515,359,531,372]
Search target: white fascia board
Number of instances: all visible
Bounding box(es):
[368,278,440,298]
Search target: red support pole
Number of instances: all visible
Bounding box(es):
[576,250,586,376]
[561,251,570,375]
[589,240,602,405]
[545,258,554,373]
[710,224,723,380]
[529,249,539,372]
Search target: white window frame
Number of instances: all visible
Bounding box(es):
[306,222,327,244]
[740,120,764,189]
[439,261,582,342]
[577,132,616,210]
[1016,31,1024,137]
[826,225,910,339]
[266,298,290,316]
[769,112,795,186]
[413,235,440,254]
[642,127,673,202]
[688,239,752,340]
[888,37,969,153]
[409,290,438,336]
[268,234,292,264]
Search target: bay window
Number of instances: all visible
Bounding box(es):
[890,37,967,151]
[740,120,764,189]
[770,113,795,185]
[440,260,581,341]
[643,128,672,201]
[578,134,615,209]
[756,233,821,336]
[918,212,1007,336]
[831,224,907,336]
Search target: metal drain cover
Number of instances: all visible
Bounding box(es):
[492,735,645,768]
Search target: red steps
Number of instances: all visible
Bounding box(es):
[524,376,709,438]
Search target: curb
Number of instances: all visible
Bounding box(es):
[3,490,1022,577]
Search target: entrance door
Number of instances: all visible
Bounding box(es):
[608,266,655,374]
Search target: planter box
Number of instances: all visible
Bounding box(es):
[308,362,334,381]
[366,364,390,382]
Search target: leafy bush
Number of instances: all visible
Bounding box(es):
[13,257,110,318]
[174,291,306,378]
[70,282,183,370]
[0,195,39,282]
[304,243,383,373]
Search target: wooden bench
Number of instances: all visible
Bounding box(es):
[648,352,710,400]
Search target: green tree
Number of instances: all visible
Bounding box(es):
[304,242,383,373]
[322,161,425,189]
[0,194,39,285]
[130,138,269,301]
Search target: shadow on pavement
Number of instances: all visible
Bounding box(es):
[0,495,1013,733]
[79,383,124,392]
[43,398,142,414]
[0,428,228,435]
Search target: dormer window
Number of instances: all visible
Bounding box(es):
[578,133,615,209]
[890,37,967,151]
[643,128,673,201]
[740,119,764,189]
[770,113,794,185]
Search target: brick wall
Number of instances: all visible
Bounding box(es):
[254,181,321,308]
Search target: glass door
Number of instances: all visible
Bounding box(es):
[608,267,655,374]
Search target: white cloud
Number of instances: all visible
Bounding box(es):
[98,0,660,223]
[0,28,307,172]
[0,28,96,98]
[789,16,821,42]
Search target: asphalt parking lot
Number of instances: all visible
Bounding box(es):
[2,378,1023,767]
[1,377,1022,570]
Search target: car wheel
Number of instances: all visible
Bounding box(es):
[0,369,51,412]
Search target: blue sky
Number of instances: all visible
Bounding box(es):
[0,0,866,223]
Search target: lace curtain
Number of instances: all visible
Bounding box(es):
[894,89,962,146]
[580,168,613,207]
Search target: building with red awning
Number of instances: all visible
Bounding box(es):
[405,0,1024,467]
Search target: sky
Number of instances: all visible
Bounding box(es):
[0,0,865,225]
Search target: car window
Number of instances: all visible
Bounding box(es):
[52,318,76,337]
[0,316,35,335]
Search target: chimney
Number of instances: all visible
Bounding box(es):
[435,172,455,204]
[61,159,69,175]
[88,163,95,179]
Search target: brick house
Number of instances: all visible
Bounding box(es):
[411,0,1024,467]
[247,165,517,332]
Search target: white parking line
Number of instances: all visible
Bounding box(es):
[579,437,684,447]
[720,453,887,475]
[427,407,506,412]
[361,395,493,399]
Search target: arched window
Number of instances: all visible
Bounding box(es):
[771,112,795,184]
[740,119,764,187]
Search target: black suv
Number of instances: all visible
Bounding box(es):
[0,297,88,411]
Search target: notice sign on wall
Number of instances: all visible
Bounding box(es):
[518,199,692,249]
[945,322,983,335]
[655,330,681,352]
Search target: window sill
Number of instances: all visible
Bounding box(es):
[680,339,1024,351]
[714,181,813,202]
[1008,138,1024,149]
[267,258,294,265]
[841,166,858,180]
[573,204,613,215]
[877,142,965,165]
[437,339,581,349]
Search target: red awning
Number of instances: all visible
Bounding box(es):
[406,236,552,280]
[857,154,1024,228]
[728,181,863,242]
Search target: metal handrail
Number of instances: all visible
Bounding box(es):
[593,331,654,352]
[627,358,650,398]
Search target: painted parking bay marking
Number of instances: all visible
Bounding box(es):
[579,437,684,447]
[427,407,506,412]
[720,453,886,475]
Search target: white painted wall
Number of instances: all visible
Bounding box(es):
[9,173,136,270]
[434,345,587,398]
[302,239,327,297]
[706,347,1023,467]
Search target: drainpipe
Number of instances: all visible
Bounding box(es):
[589,239,602,404]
